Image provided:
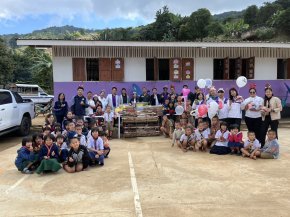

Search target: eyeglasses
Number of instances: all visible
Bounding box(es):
[250,91,256,94]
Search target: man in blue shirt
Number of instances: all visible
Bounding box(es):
[71,86,89,119]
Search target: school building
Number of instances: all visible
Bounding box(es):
[17,39,290,107]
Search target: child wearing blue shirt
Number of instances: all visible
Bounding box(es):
[15,137,37,174]
[255,130,280,159]
[87,128,105,166]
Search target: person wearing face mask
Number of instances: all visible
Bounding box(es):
[260,84,282,147]
[241,84,264,143]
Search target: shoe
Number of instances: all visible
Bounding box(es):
[99,162,104,166]
[22,168,33,174]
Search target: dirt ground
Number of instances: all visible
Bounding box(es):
[0,117,290,217]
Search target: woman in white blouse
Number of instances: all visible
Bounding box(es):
[241,85,264,143]
[227,88,244,130]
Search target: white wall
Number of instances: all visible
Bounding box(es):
[53,57,73,82]
[255,58,277,80]
[195,58,213,80]
[124,58,146,81]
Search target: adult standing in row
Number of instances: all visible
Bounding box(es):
[107,87,120,110]
[139,87,150,103]
[53,93,68,124]
[241,85,264,142]
[98,90,107,111]
[227,88,243,130]
[71,86,89,119]
[150,88,161,106]
[119,88,130,105]
[260,85,282,146]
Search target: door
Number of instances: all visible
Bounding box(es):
[182,58,194,80]
[72,58,86,81]
[99,58,112,81]
[223,57,230,80]
[0,91,14,130]
[111,58,124,81]
[170,58,181,81]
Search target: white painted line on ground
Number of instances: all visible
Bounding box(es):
[128,152,143,217]
[5,175,29,194]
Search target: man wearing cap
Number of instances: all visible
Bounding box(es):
[139,87,151,103]
[71,86,89,119]
[206,86,218,104]
[160,85,170,104]
[217,88,229,123]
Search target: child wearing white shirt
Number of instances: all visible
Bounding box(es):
[194,122,209,152]
[103,106,115,139]
[210,122,231,155]
[241,131,261,159]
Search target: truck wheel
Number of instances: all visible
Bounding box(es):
[19,116,31,136]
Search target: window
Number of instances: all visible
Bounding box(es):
[0,92,13,105]
[277,59,288,79]
[214,59,224,80]
[214,58,255,80]
[158,59,170,80]
[12,92,23,103]
[86,58,99,81]
[146,59,155,81]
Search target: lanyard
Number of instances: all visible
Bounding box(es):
[45,145,53,157]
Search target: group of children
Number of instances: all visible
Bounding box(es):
[15,112,111,174]
[164,115,279,159]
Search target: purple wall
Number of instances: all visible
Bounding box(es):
[54,80,290,106]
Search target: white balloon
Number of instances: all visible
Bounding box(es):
[197,79,206,88]
[236,76,247,88]
[208,101,219,119]
[205,79,213,88]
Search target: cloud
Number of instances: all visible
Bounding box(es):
[0,0,273,25]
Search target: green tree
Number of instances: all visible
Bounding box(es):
[275,0,290,9]
[243,5,259,27]
[187,8,212,41]
[272,8,290,34]
[30,50,53,93]
[0,38,15,84]
[207,21,224,38]
[257,2,282,25]
[224,19,249,37]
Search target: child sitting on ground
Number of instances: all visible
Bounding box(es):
[255,130,279,159]
[75,124,87,146]
[55,134,69,163]
[63,136,90,173]
[194,122,209,152]
[15,137,37,174]
[87,128,105,166]
[62,111,74,129]
[241,131,261,159]
[100,131,111,158]
[171,122,185,147]
[160,115,174,139]
[210,122,231,155]
[228,124,243,155]
[179,126,195,152]
[36,134,62,174]
[42,126,51,137]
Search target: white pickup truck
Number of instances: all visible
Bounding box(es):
[0,89,35,136]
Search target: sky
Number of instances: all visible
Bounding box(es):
[0,0,273,35]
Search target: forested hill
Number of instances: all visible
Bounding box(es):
[2,0,290,48]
